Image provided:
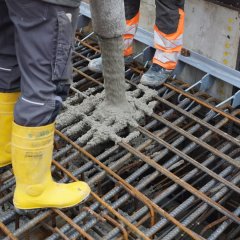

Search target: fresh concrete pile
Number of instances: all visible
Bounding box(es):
[56,84,157,147]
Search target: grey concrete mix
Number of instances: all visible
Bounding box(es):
[56,84,157,147]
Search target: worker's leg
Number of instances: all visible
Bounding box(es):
[6,0,90,210]
[141,0,185,87]
[0,0,20,167]
[6,0,78,127]
[88,0,141,73]
[154,0,185,69]
[123,0,141,56]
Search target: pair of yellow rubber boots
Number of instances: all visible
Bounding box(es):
[0,92,90,210]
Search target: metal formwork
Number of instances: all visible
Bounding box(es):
[0,35,240,240]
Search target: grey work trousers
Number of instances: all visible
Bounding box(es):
[0,0,79,126]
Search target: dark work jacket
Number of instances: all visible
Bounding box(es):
[42,0,81,7]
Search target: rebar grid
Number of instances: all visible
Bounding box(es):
[0,35,239,240]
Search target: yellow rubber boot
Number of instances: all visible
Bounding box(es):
[12,122,91,210]
[0,92,20,167]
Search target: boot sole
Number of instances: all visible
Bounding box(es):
[88,66,103,73]
[15,193,90,216]
[140,74,174,87]
[140,79,167,87]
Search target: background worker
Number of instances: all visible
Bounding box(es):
[0,0,90,211]
[88,0,185,87]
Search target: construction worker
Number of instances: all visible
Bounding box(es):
[0,0,90,211]
[88,0,185,87]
